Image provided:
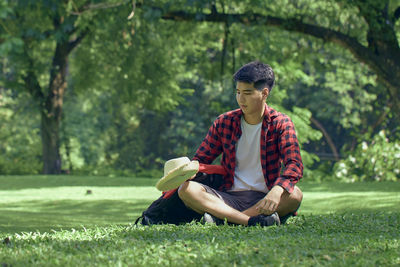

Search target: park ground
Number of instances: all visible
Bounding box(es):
[0,176,399,266]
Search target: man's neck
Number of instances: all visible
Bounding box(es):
[243,106,265,125]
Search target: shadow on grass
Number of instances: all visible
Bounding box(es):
[300,181,400,193]
[301,192,400,215]
[0,176,158,190]
[0,200,151,234]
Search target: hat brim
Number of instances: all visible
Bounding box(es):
[156,161,199,191]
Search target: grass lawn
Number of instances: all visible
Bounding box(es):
[0,175,399,266]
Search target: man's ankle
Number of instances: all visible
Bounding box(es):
[202,212,224,225]
[248,212,281,227]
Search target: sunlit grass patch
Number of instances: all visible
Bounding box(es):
[0,175,159,234]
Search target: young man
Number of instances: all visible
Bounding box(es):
[178,61,303,226]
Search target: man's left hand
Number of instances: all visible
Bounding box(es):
[256,185,284,215]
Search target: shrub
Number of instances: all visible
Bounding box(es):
[334,130,400,182]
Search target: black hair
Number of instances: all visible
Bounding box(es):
[233,61,275,92]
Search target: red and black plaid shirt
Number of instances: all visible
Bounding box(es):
[193,104,303,193]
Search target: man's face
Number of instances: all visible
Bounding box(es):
[236,82,268,121]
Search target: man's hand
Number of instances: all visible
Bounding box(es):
[256,185,284,215]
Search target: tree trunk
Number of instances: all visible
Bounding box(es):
[16,6,88,174]
[41,43,68,174]
[41,110,62,174]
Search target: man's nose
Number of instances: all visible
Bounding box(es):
[237,93,243,102]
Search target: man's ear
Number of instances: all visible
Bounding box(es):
[262,88,269,98]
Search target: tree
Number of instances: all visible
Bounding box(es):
[2,0,397,177]
[60,9,323,176]
[1,1,94,173]
[0,0,187,174]
[141,0,400,113]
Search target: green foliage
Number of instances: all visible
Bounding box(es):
[2,1,57,91]
[1,0,399,180]
[0,3,22,56]
[279,39,387,175]
[70,7,190,112]
[282,40,379,128]
[60,88,171,175]
[0,89,41,174]
[60,89,114,173]
[279,106,322,177]
[65,11,325,174]
[334,130,400,182]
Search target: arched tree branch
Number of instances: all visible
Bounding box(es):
[156,7,400,112]
[160,10,380,68]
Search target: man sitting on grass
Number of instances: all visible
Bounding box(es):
[178,61,303,227]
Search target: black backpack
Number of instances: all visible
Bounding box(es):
[134,172,224,225]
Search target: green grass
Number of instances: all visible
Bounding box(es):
[0,176,157,234]
[0,176,399,266]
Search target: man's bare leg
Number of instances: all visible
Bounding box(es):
[178,181,250,225]
[243,186,303,217]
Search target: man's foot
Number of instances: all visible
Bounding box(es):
[248,212,281,227]
[202,212,224,225]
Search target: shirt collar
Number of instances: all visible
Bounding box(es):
[264,103,280,124]
[234,103,278,126]
[263,104,271,124]
[235,103,275,123]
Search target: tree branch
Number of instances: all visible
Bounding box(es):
[22,45,45,104]
[310,117,340,162]
[158,7,400,112]
[361,101,393,135]
[394,6,400,22]
[67,29,89,53]
[160,9,381,70]
[70,0,130,15]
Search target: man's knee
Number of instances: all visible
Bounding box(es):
[280,186,303,210]
[178,181,204,200]
[177,181,190,199]
[277,186,303,217]
[281,186,302,203]
[292,186,303,204]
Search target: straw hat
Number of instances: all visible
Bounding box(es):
[155,157,199,191]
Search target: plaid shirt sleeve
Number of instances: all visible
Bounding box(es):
[193,117,223,164]
[272,115,303,193]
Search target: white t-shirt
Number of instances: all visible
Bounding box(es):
[230,117,268,193]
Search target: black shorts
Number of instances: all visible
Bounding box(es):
[201,183,298,224]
